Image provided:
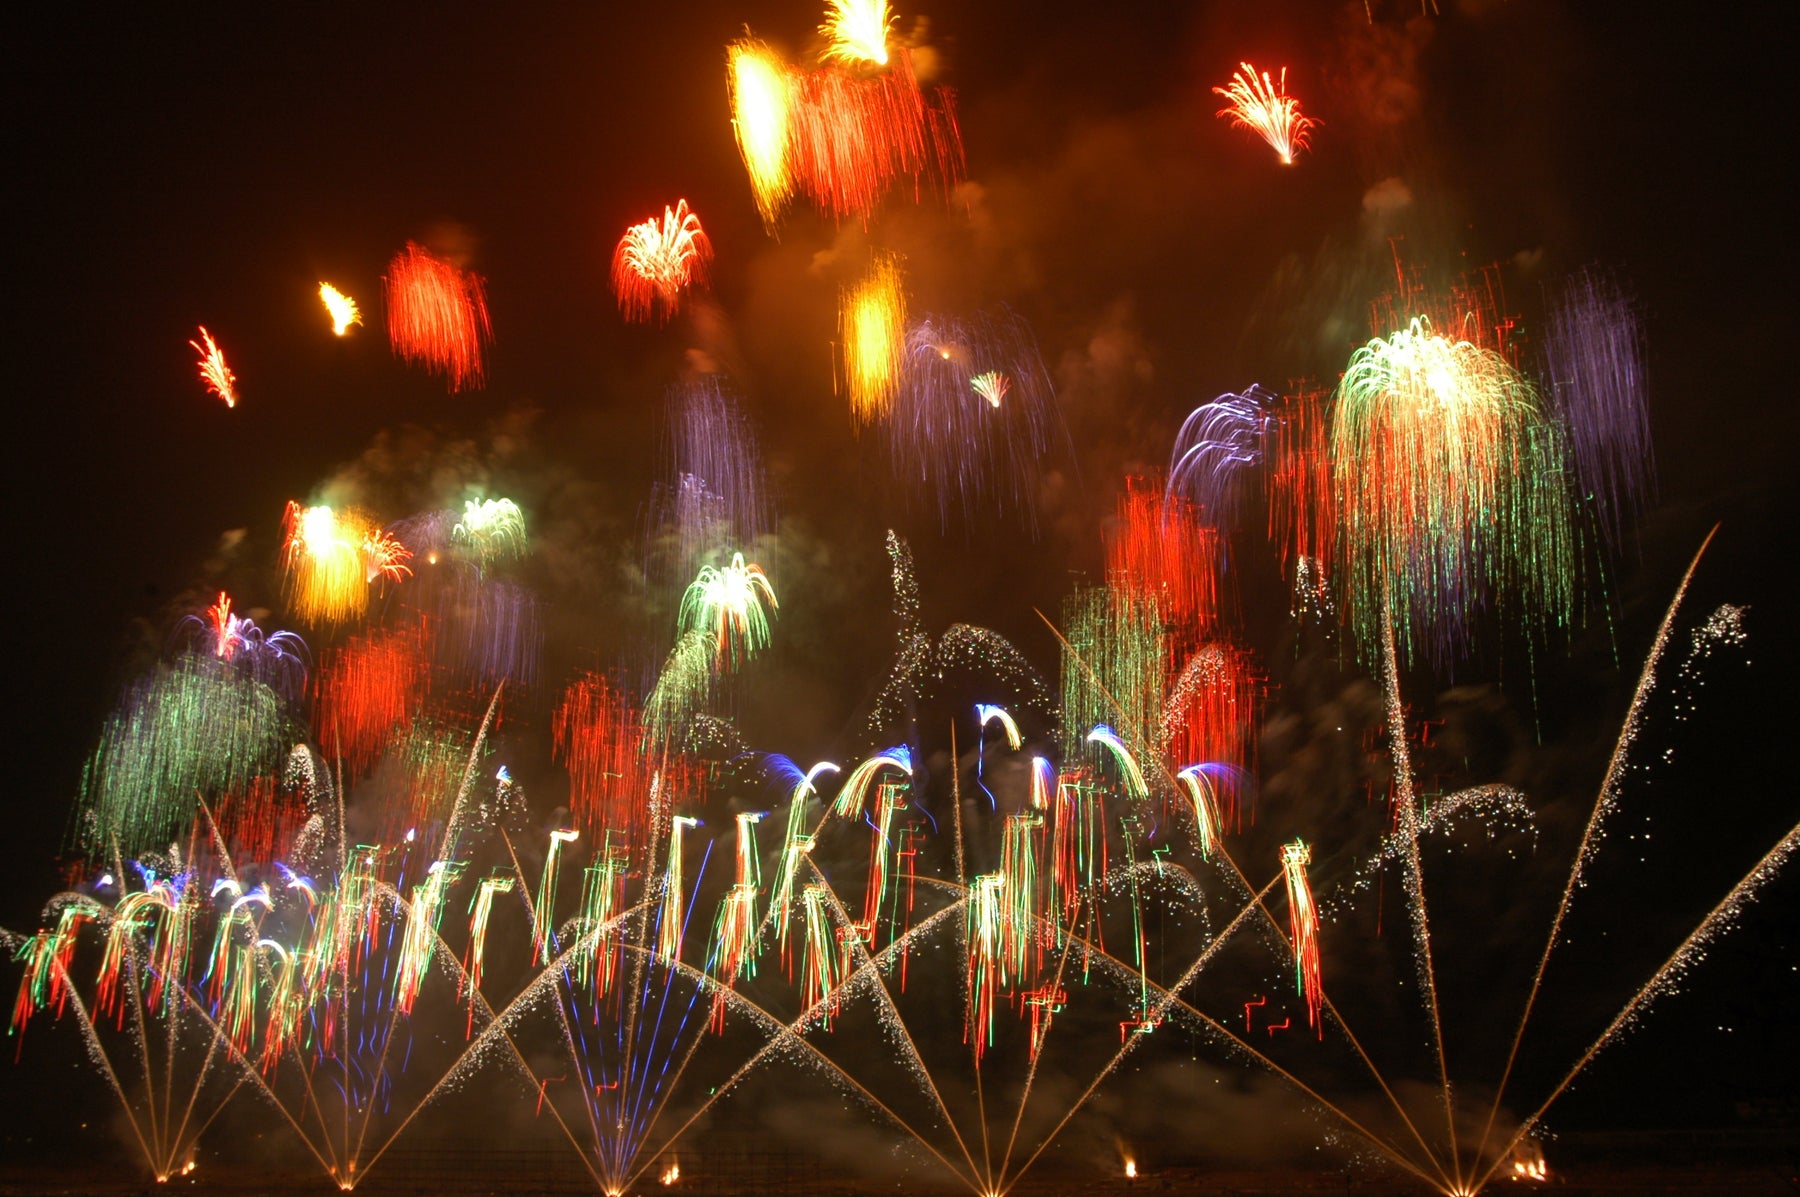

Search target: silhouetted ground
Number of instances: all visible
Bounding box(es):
[2,1129,1796,1197]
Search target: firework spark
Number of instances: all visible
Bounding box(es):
[189,326,237,408]
[1214,63,1318,164]
[384,241,492,392]
[318,283,362,336]
[1280,840,1322,1033]
[679,553,778,670]
[611,200,713,325]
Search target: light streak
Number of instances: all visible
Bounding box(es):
[318,283,362,336]
[1213,62,1318,165]
[189,326,237,408]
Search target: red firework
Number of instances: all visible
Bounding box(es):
[214,775,306,865]
[1267,387,1335,576]
[610,200,713,324]
[384,242,492,391]
[1368,241,1522,365]
[1161,642,1260,829]
[313,622,431,776]
[786,47,963,224]
[1105,478,1221,636]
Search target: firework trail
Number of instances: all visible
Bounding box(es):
[728,40,794,228]
[708,811,763,1028]
[841,254,907,424]
[1085,725,1149,803]
[1266,387,1335,589]
[1176,766,1223,858]
[188,326,237,408]
[533,829,579,965]
[312,622,430,775]
[1060,585,1166,767]
[553,672,658,843]
[611,200,713,325]
[462,872,513,1033]
[1542,266,1656,549]
[318,283,361,336]
[384,241,492,392]
[1279,840,1322,1034]
[1214,63,1318,164]
[657,816,700,966]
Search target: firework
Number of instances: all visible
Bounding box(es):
[965,871,1003,1061]
[1160,643,1258,824]
[647,379,774,587]
[832,745,912,819]
[1266,387,1334,581]
[841,254,907,423]
[799,883,841,1024]
[312,622,430,775]
[657,816,699,966]
[534,829,579,966]
[1542,267,1655,548]
[452,497,527,571]
[977,704,1022,751]
[728,40,795,227]
[883,306,1066,528]
[575,834,630,998]
[787,48,963,223]
[1331,317,1575,666]
[188,326,237,408]
[1176,766,1222,858]
[1369,249,1522,365]
[181,592,309,700]
[361,528,413,584]
[709,811,764,1028]
[1085,725,1149,803]
[1105,480,1221,636]
[281,502,379,624]
[1213,63,1318,165]
[396,861,461,1014]
[679,553,778,670]
[1061,585,1166,765]
[819,0,892,67]
[318,283,361,336]
[553,673,657,842]
[611,200,713,325]
[462,873,512,1030]
[1279,840,1322,1032]
[384,241,492,392]
[644,630,713,748]
[76,657,286,857]
[1166,385,1277,527]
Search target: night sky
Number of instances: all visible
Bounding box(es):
[4,0,1795,1180]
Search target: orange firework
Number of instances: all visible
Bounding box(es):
[840,254,907,424]
[189,325,237,408]
[729,40,795,227]
[1214,62,1318,165]
[610,200,713,325]
[318,282,362,336]
[383,242,492,392]
[819,0,892,67]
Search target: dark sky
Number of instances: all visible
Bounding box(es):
[2,0,1795,1176]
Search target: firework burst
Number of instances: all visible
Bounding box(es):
[318,283,361,336]
[840,254,907,423]
[611,200,713,324]
[384,242,492,392]
[1214,62,1318,165]
[188,326,237,408]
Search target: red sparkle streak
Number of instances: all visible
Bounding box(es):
[189,326,237,408]
[383,242,492,392]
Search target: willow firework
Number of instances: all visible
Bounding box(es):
[383,242,492,392]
